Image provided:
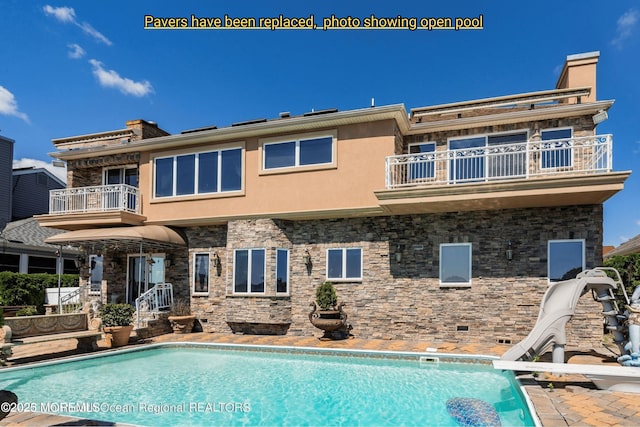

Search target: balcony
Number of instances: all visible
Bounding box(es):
[377,134,629,214]
[386,135,612,189]
[37,184,146,230]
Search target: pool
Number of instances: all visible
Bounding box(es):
[0,343,536,426]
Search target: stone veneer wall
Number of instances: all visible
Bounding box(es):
[66,153,140,188]
[184,205,605,350]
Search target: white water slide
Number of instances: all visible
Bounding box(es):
[501,268,626,363]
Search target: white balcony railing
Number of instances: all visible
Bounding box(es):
[385,134,613,189]
[49,184,140,214]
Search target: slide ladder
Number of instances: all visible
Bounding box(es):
[501,268,624,362]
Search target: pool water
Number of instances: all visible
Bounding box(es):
[0,345,535,426]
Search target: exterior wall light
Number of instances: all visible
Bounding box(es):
[592,109,608,125]
[506,241,513,261]
[396,244,405,262]
[212,252,221,268]
[303,250,312,267]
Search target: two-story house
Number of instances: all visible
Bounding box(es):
[39,52,630,348]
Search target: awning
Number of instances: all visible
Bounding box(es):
[44,225,186,252]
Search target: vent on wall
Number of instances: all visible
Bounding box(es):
[456,325,469,332]
[496,338,512,345]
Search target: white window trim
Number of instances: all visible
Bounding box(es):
[275,248,290,295]
[439,243,472,288]
[547,239,585,283]
[102,165,138,186]
[152,146,244,199]
[233,248,266,295]
[446,129,530,150]
[326,248,363,282]
[192,252,210,296]
[259,130,338,175]
[540,127,574,170]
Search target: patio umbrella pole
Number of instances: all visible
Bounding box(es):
[57,245,62,314]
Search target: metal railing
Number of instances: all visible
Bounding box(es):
[49,184,140,214]
[386,134,613,189]
[135,283,174,328]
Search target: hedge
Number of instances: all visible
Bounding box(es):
[0,272,79,308]
[603,253,640,303]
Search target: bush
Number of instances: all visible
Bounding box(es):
[15,306,38,317]
[0,272,79,309]
[316,282,338,310]
[604,254,640,302]
[99,304,135,327]
[169,299,191,316]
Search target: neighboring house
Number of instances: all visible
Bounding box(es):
[38,52,631,348]
[0,135,14,230]
[0,136,78,275]
[605,235,640,258]
[12,167,65,221]
[0,218,79,274]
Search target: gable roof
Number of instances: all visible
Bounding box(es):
[0,217,68,249]
[605,234,640,258]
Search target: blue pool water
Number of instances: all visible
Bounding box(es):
[0,345,535,426]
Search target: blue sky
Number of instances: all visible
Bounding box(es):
[0,0,638,246]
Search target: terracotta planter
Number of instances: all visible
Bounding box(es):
[103,325,133,348]
[168,315,195,334]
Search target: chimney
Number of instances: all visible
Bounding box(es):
[556,51,599,104]
[125,119,170,140]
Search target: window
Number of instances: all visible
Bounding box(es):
[104,167,138,187]
[154,148,242,198]
[0,254,20,273]
[440,243,472,286]
[28,256,57,274]
[327,248,362,281]
[263,135,333,170]
[548,240,585,282]
[408,143,436,181]
[276,249,289,294]
[448,131,528,182]
[234,249,265,293]
[449,137,486,182]
[89,255,103,292]
[193,253,210,294]
[541,128,572,169]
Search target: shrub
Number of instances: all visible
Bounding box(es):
[0,272,79,309]
[604,254,640,302]
[15,307,38,317]
[169,299,191,316]
[316,282,338,310]
[99,304,135,327]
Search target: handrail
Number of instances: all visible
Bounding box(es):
[386,134,612,189]
[59,284,88,314]
[135,283,174,328]
[49,183,140,214]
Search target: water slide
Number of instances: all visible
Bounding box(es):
[501,268,624,363]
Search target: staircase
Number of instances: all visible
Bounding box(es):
[134,283,173,329]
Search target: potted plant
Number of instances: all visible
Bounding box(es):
[99,303,135,347]
[168,299,195,334]
[309,282,349,339]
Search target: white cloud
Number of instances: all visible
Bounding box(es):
[612,8,639,47]
[77,22,112,46]
[13,158,67,183]
[89,59,153,97]
[67,43,85,59]
[43,5,112,46]
[43,5,75,23]
[0,86,29,123]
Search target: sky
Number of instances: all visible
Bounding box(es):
[0,0,638,246]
